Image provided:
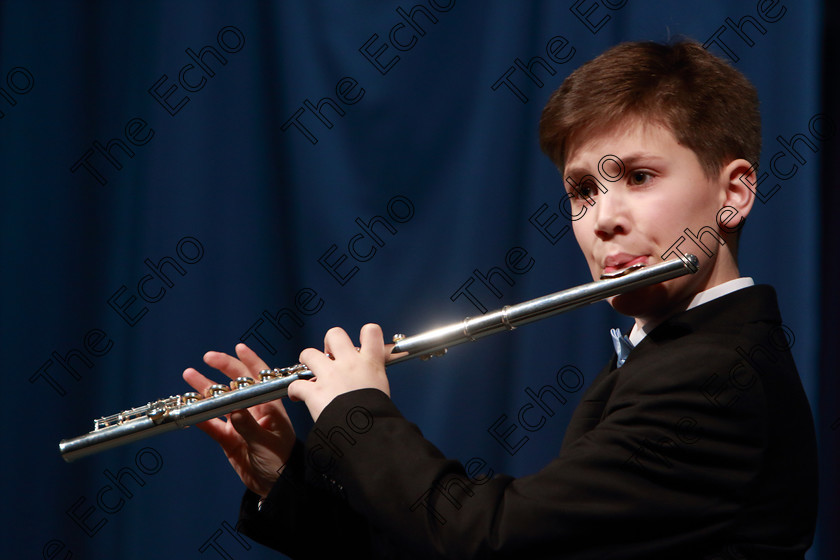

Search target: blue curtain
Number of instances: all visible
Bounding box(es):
[1,1,833,558]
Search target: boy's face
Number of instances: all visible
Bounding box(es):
[564,119,740,323]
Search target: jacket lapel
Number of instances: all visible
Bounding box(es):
[560,360,618,450]
[559,286,780,451]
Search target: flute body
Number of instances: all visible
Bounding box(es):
[58,254,698,462]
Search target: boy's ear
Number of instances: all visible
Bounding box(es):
[719,158,757,222]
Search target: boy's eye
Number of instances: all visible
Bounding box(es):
[572,179,598,198]
[629,171,651,185]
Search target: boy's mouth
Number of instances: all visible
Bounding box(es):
[600,254,649,279]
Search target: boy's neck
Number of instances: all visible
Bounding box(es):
[633,274,751,337]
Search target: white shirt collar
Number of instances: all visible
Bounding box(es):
[627,277,754,346]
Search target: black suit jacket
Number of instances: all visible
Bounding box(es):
[238,285,818,559]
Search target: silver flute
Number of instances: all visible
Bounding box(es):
[59,254,698,462]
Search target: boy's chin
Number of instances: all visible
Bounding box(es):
[607,284,687,321]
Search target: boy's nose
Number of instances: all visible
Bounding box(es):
[594,191,629,238]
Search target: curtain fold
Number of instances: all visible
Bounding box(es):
[0,1,830,558]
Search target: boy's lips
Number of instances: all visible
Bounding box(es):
[602,254,649,275]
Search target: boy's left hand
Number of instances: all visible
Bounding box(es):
[288,323,391,422]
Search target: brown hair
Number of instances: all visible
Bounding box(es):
[539,41,761,179]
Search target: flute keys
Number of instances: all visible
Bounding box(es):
[392,334,406,342]
[259,369,277,382]
[207,384,230,397]
[147,405,166,425]
[263,365,307,379]
[95,414,120,430]
[182,392,201,404]
[232,377,255,389]
[285,364,308,376]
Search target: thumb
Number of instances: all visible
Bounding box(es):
[286,378,311,403]
[228,409,290,461]
[287,379,326,422]
[228,409,271,442]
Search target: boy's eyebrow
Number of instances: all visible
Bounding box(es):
[565,152,666,181]
[619,152,667,167]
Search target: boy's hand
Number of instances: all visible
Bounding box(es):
[183,343,296,499]
[288,323,391,422]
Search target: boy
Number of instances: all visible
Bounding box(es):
[184,41,818,558]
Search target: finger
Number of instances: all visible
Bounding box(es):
[299,347,333,374]
[384,342,409,364]
[323,327,357,359]
[183,369,243,443]
[228,409,285,446]
[286,377,313,403]
[203,350,253,381]
[193,416,241,449]
[183,367,218,395]
[256,410,292,433]
[358,323,386,361]
[234,343,270,376]
[228,409,263,436]
[287,378,331,423]
[248,390,294,422]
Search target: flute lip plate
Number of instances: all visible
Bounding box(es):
[599,262,645,280]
